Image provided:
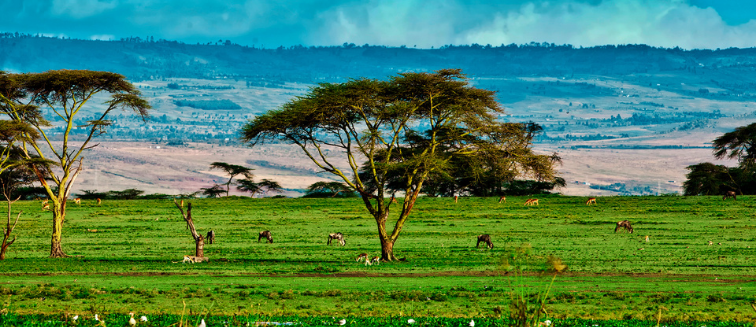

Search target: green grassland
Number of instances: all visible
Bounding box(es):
[1,196,756,322]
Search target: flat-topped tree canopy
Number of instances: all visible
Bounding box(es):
[18,70,150,120]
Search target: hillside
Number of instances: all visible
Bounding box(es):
[1,33,754,196]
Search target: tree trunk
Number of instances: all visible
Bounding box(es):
[0,238,11,260]
[50,204,67,258]
[380,237,397,261]
[195,235,204,258]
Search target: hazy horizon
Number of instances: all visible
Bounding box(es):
[2,0,756,50]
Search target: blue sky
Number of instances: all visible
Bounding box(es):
[1,0,755,49]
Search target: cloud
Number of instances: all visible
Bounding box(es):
[311,0,756,49]
[0,0,755,48]
[90,34,115,40]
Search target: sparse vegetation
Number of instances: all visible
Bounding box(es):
[0,196,754,321]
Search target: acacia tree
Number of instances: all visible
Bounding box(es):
[209,162,254,196]
[201,184,225,198]
[0,70,150,257]
[242,69,559,261]
[304,181,354,198]
[0,121,41,259]
[236,178,283,197]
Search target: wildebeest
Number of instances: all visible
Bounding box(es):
[258,230,273,243]
[615,220,634,233]
[476,234,494,249]
[328,232,345,246]
[723,191,737,200]
[206,230,216,244]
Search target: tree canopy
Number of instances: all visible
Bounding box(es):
[242,69,560,260]
[713,122,756,171]
[237,178,283,197]
[209,162,254,197]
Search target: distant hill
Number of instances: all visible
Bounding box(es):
[3,33,756,91]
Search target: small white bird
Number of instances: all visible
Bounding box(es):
[199,319,206,327]
[129,313,137,327]
[140,316,148,322]
[338,319,346,325]
[469,319,475,327]
[408,319,416,324]
[72,315,78,321]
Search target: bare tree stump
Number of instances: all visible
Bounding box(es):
[174,199,208,262]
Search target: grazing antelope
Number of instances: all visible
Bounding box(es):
[391,197,398,204]
[524,198,539,206]
[206,230,216,244]
[96,198,102,205]
[73,198,81,205]
[356,253,368,262]
[258,230,273,243]
[476,234,494,249]
[614,220,634,233]
[42,203,50,211]
[183,255,202,263]
[708,241,713,246]
[454,195,458,203]
[328,232,345,246]
[723,191,737,200]
[364,256,380,266]
[498,196,506,204]
[180,199,184,207]
[645,235,650,242]
[586,197,597,205]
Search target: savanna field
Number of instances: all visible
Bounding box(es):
[1,195,756,326]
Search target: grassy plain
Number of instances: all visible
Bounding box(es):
[1,196,756,322]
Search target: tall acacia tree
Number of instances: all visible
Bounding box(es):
[242,69,559,261]
[0,70,150,257]
[209,162,254,196]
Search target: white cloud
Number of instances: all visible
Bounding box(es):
[90,34,114,40]
[310,0,756,49]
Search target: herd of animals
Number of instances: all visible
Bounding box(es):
[37,194,742,263]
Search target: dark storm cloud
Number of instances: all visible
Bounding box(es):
[0,0,754,48]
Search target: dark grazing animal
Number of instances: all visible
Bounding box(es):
[723,191,737,200]
[615,220,634,233]
[476,234,494,249]
[328,232,345,246]
[206,230,216,244]
[258,230,273,243]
